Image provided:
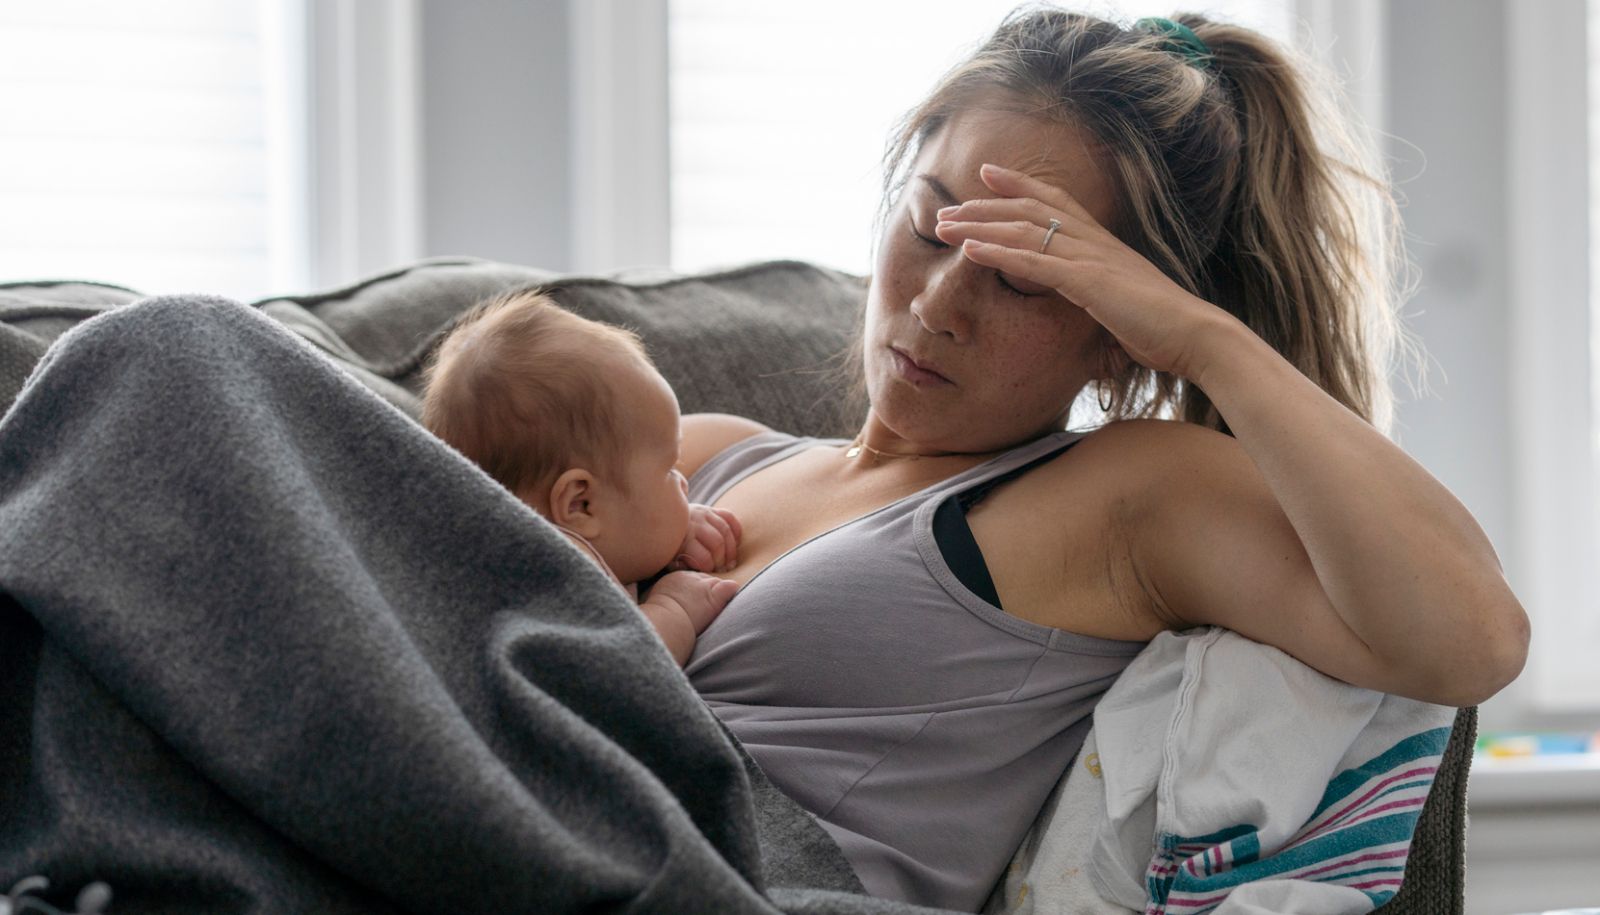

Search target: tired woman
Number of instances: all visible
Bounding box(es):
[672,7,1527,909]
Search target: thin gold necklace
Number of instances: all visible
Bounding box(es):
[844,435,960,462]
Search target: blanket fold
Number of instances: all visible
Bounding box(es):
[987,630,1455,915]
[0,296,940,914]
[1096,629,1454,914]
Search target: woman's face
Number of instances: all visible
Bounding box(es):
[865,107,1124,453]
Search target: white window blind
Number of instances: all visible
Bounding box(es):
[667,0,1296,276]
[0,0,307,301]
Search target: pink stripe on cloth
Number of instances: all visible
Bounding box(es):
[1288,846,1410,881]
[1162,889,1232,910]
[1327,797,1426,833]
[1294,766,1437,842]
[1348,878,1405,890]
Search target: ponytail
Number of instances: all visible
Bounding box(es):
[1181,15,1421,435]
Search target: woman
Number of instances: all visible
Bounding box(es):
[673,7,1528,911]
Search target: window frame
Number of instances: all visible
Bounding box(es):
[303,0,424,290]
[568,0,671,273]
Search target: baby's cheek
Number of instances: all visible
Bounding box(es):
[666,500,694,559]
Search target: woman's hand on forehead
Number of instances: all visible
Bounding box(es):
[933,163,1241,383]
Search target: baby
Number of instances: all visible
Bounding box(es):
[420,289,741,666]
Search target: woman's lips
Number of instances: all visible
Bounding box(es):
[889,347,952,385]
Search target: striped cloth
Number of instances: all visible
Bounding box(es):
[1086,628,1457,915]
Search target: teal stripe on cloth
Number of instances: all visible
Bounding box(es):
[1311,728,1450,818]
[1161,811,1422,896]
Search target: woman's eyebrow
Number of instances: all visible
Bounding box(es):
[915,173,959,206]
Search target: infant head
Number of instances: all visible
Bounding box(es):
[422,289,689,584]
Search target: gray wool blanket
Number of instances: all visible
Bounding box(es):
[0,296,954,914]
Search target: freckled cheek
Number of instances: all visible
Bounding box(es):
[981,321,1075,401]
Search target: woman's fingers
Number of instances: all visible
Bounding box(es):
[934,217,1076,297]
[935,194,1065,230]
[956,239,1080,304]
[934,217,1067,255]
[977,162,1100,226]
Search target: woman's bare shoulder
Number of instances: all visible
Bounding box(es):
[1066,417,1245,533]
[1076,416,1230,454]
[1051,418,1231,491]
[677,413,774,479]
[960,419,1219,640]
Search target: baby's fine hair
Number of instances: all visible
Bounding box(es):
[421,289,650,504]
[861,4,1423,436]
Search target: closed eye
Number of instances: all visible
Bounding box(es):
[909,219,1032,298]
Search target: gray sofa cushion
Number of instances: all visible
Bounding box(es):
[251,256,867,436]
[0,280,145,414]
[0,258,868,437]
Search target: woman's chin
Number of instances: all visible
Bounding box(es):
[864,402,962,451]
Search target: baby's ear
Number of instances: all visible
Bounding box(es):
[548,468,601,538]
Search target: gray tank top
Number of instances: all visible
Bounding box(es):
[684,429,1148,912]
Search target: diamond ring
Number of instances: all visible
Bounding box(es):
[1040,218,1062,253]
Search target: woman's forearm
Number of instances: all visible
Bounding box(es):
[1190,315,1529,698]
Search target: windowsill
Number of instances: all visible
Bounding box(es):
[1469,753,1600,808]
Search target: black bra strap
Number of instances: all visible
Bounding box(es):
[958,436,1084,511]
[933,496,1001,608]
[933,436,1087,611]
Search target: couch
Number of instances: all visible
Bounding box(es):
[0,257,1476,913]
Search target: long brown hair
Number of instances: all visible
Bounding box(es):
[847,4,1422,436]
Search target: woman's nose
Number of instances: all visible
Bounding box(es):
[909,263,977,342]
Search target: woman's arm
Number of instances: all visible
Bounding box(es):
[676,412,771,480]
[937,163,1529,707]
[1119,317,1528,707]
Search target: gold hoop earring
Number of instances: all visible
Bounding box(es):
[1097,381,1114,413]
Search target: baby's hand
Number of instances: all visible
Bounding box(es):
[639,571,740,667]
[669,504,742,574]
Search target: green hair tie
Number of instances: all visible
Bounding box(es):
[1134,16,1213,71]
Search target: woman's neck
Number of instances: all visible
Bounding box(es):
[845,415,1043,465]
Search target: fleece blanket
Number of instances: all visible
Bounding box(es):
[0,295,953,914]
[987,629,1455,915]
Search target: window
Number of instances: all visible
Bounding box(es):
[666,0,1297,275]
[0,0,310,301]
[1503,0,1600,711]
